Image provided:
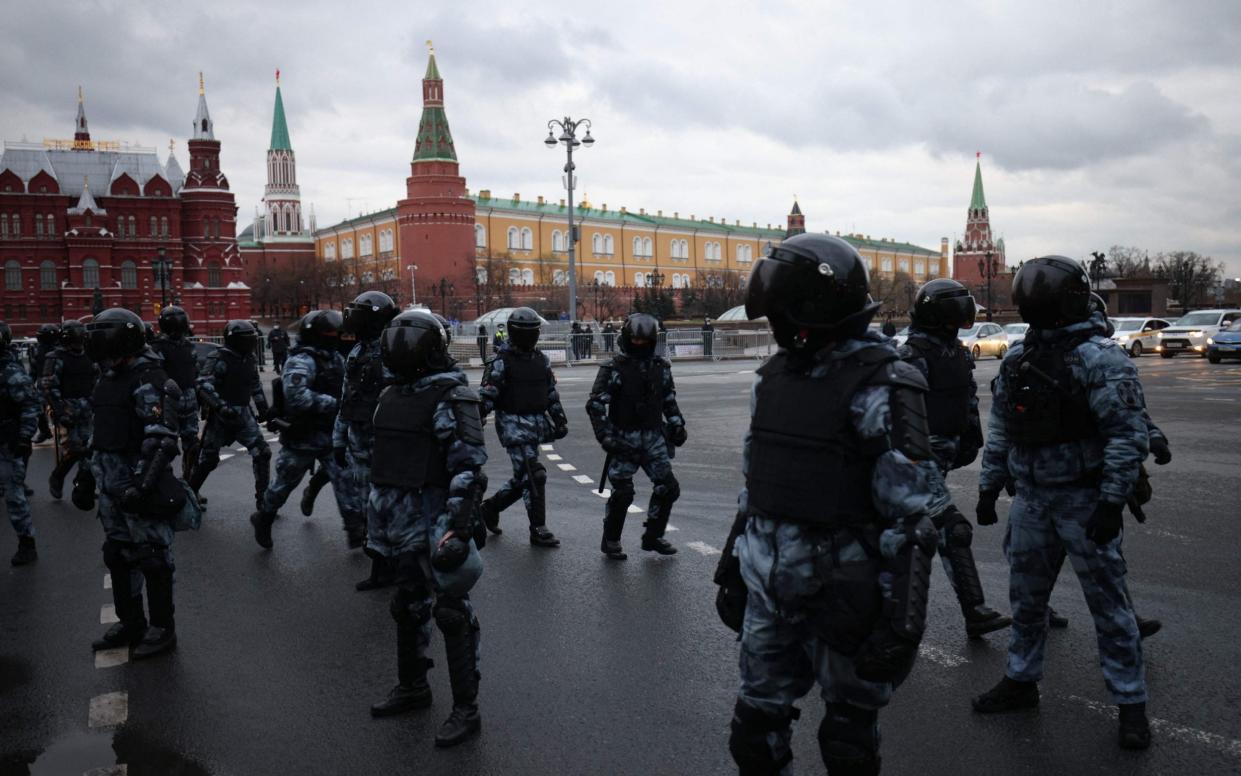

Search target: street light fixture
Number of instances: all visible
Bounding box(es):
[544,115,595,322]
[153,246,172,308]
[406,264,418,306]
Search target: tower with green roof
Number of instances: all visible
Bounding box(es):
[953,153,1005,285]
[262,69,306,238]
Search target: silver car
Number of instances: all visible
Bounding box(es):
[960,322,1009,360]
[1157,309,1241,358]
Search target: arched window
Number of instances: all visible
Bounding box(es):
[643,237,652,257]
[898,258,910,273]
[634,272,646,288]
[11,215,19,237]
[149,216,158,236]
[126,216,136,237]
[508,268,520,285]
[593,270,604,284]
[120,260,137,289]
[207,262,222,288]
[361,271,374,283]
[880,256,893,272]
[39,260,56,290]
[592,233,602,255]
[521,269,534,286]
[476,267,488,284]
[507,227,519,250]
[360,234,373,257]
[604,271,615,286]
[632,236,641,257]
[475,224,486,249]
[115,217,125,237]
[914,260,925,276]
[670,273,682,289]
[161,216,170,237]
[553,231,564,253]
[4,260,21,291]
[554,270,567,286]
[82,258,100,289]
[341,238,354,259]
[603,235,614,255]
[520,228,533,251]
[46,214,55,237]
[35,215,44,237]
[324,242,336,260]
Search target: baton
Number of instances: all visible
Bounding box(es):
[50,408,61,464]
[598,452,612,494]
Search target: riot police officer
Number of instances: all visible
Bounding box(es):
[150,306,200,481]
[897,279,1011,639]
[337,291,398,589]
[714,234,942,775]
[478,307,567,548]
[1,322,40,565]
[586,313,686,559]
[251,310,363,549]
[972,256,1152,750]
[42,320,98,499]
[366,310,488,748]
[30,322,59,443]
[87,308,196,659]
[188,320,270,510]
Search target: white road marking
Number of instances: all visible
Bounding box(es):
[100,604,118,625]
[103,574,111,590]
[572,474,593,484]
[94,647,129,669]
[918,644,969,669]
[557,463,577,472]
[1067,695,1241,758]
[595,489,611,498]
[219,453,235,462]
[540,444,555,451]
[546,454,563,461]
[627,505,645,513]
[84,765,127,776]
[88,692,128,728]
[666,525,679,532]
[233,444,246,452]
[687,541,721,556]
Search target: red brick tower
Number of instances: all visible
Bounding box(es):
[786,199,806,237]
[396,43,475,315]
[953,153,1005,286]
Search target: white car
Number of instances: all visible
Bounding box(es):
[1156,309,1241,358]
[1003,323,1029,349]
[1110,317,1170,358]
[959,322,1009,359]
[893,326,910,347]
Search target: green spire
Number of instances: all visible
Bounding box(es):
[425,50,441,80]
[412,46,456,163]
[969,158,987,211]
[270,84,292,151]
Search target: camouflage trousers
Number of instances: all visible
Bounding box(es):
[735,517,897,766]
[193,410,270,504]
[492,443,542,515]
[175,391,199,446]
[261,446,363,532]
[54,410,92,457]
[0,447,32,537]
[606,429,677,528]
[339,448,372,527]
[1003,484,1146,704]
[366,484,483,596]
[91,452,176,554]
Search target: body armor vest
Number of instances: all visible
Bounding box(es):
[370,383,452,488]
[91,363,167,454]
[340,342,386,423]
[496,351,550,415]
[1003,337,1097,446]
[907,336,971,436]
[57,350,96,399]
[746,351,889,525]
[216,349,255,406]
[0,363,22,442]
[609,358,664,431]
[153,338,197,390]
[283,348,344,441]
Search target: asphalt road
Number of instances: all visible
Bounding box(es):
[2,353,1240,775]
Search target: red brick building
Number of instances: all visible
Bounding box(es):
[0,81,250,335]
[953,154,1007,288]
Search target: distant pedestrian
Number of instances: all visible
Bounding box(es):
[882,318,897,337]
[493,324,508,351]
[570,322,583,360]
[268,323,290,374]
[603,321,616,352]
[476,324,488,362]
[701,317,715,357]
[584,323,595,358]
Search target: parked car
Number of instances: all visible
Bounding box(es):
[1003,323,1029,349]
[1156,309,1241,358]
[893,326,910,347]
[1207,319,1241,363]
[1109,317,1170,358]
[959,322,1008,359]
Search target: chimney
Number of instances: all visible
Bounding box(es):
[657,210,662,217]
[708,216,714,223]
[620,206,627,214]
[601,203,607,211]
[479,189,491,200]
[673,212,678,219]
[513,193,520,202]
[639,208,645,215]
[537,195,544,205]
[559,199,565,207]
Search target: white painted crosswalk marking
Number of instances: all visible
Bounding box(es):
[104,574,112,590]
[540,444,554,451]
[627,505,644,513]
[572,474,593,484]
[546,454,563,461]
[595,489,611,498]
[94,647,129,669]
[219,453,235,462]
[100,604,118,624]
[89,692,128,728]
[557,463,576,472]
[686,541,721,556]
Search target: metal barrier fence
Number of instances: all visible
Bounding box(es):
[448,328,777,367]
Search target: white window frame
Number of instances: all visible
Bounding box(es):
[521,268,534,286]
[507,227,519,251]
[475,224,486,249]
[603,234,614,255]
[521,227,533,251]
[634,272,646,288]
[324,242,336,260]
[341,238,354,259]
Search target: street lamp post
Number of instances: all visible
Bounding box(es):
[436,278,455,318]
[544,116,595,323]
[406,264,418,306]
[977,251,997,322]
[153,246,172,308]
[1089,251,1107,292]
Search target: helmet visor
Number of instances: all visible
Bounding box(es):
[744,256,792,321]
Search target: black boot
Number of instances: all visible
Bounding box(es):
[479,498,502,536]
[435,611,481,748]
[370,654,433,716]
[601,494,629,560]
[250,511,275,549]
[133,560,176,660]
[181,439,199,483]
[253,454,271,515]
[972,676,1039,713]
[356,555,396,592]
[963,605,1012,639]
[132,626,177,659]
[1136,615,1162,639]
[10,535,37,566]
[641,511,677,555]
[95,555,146,651]
[944,540,1008,637]
[527,495,559,547]
[1118,702,1151,750]
[48,457,72,499]
[1048,607,1069,628]
[300,466,329,517]
[344,513,367,550]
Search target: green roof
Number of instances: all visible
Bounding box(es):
[838,234,940,257]
[970,159,987,211]
[412,105,456,162]
[270,86,292,151]
[425,53,441,80]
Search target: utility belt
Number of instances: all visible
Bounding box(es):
[1014,467,1102,489]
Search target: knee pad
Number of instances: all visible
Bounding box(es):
[254,446,272,464]
[389,585,432,625]
[529,462,547,488]
[611,477,635,500]
[729,700,796,775]
[197,448,221,472]
[944,508,973,548]
[101,539,126,571]
[818,703,879,775]
[653,474,680,503]
[433,596,472,638]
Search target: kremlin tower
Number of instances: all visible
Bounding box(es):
[952,154,1006,286]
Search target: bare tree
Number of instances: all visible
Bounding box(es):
[1107,245,1152,278]
[1154,251,1223,310]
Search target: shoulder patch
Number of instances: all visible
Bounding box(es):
[870,359,929,392]
[449,384,480,403]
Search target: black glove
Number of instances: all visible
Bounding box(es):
[1150,437,1171,466]
[254,406,269,424]
[431,531,471,572]
[1004,478,1017,497]
[217,405,241,425]
[11,439,32,459]
[854,626,919,683]
[599,434,622,454]
[668,423,688,447]
[714,557,747,633]
[120,486,144,512]
[976,490,1000,526]
[333,446,349,468]
[1087,500,1124,545]
[553,424,569,441]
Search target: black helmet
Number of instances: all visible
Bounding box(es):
[910,278,976,335]
[380,310,451,379]
[1012,256,1091,329]
[619,313,659,359]
[507,307,541,351]
[223,319,259,355]
[86,308,145,363]
[37,323,61,347]
[61,320,87,350]
[1089,292,1107,316]
[298,310,344,350]
[0,322,10,349]
[745,234,877,349]
[344,291,398,340]
[432,313,454,347]
[158,305,190,337]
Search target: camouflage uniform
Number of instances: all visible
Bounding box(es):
[727,334,943,773]
[586,351,685,548]
[29,341,54,441]
[333,337,394,528]
[190,345,270,509]
[149,334,200,480]
[260,345,363,538]
[980,316,1149,704]
[478,345,567,537]
[41,345,99,493]
[1,347,39,538]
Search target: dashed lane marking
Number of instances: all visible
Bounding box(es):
[595,489,611,498]
[627,505,645,513]
[100,604,118,625]
[88,691,128,728]
[687,541,721,556]
[918,644,969,669]
[557,463,577,472]
[103,574,111,590]
[547,454,563,461]
[94,647,129,669]
[219,453,235,462]
[666,525,679,532]
[540,444,555,451]
[572,474,593,484]
[1067,695,1241,759]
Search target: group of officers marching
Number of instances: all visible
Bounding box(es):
[1,231,1167,771]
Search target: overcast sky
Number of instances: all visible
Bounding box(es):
[3,0,1239,276]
